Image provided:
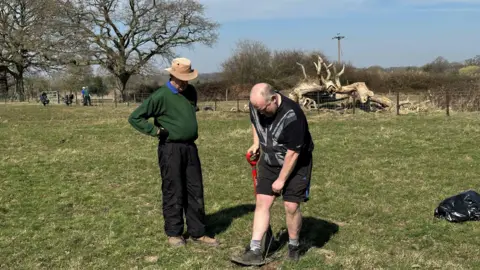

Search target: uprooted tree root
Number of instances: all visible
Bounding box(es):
[289,55,393,112]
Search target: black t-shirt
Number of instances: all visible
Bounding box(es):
[249,92,314,168]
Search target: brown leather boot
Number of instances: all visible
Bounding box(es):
[191,236,219,247]
[167,236,185,247]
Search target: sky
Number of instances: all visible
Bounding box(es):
[171,0,480,74]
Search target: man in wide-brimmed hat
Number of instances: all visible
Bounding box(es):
[128,57,219,247]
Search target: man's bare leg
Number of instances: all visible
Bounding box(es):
[250,194,275,250]
[230,194,275,266]
[284,201,302,247]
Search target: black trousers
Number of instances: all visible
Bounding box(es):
[157,141,206,238]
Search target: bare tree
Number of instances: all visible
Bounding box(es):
[271,50,330,88]
[58,0,219,105]
[221,40,333,92]
[465,55,480,66]
[54,64,94,94]
[221,39,272,86]
[422,56,450,73]
[0,0,79,100]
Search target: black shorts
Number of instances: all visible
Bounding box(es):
[256,151,312,202]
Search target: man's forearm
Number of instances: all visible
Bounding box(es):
[277,150,300,183]
[252,123,259,146]
[128,114,158,137]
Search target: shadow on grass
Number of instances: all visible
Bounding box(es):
[272,217,339,256]
[204,205,338,260]
[205,203,256,236]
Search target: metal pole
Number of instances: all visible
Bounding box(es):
[332,33,345,63]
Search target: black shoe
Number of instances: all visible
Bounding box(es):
[287,244,300,261]
[231,247,265,266]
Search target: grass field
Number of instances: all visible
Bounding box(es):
[1,104,479,269]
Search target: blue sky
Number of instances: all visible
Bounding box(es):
[172,0,480,74]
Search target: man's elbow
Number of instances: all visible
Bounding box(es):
[287,147,301,154]
[286,149,300,160]
[128,114,143,130]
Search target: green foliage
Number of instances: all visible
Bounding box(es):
[459,65,480,76]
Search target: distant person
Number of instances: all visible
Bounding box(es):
[40,92,49,106]
[81,87,91,106]
[128,57,219,248]
[64,94,74,106]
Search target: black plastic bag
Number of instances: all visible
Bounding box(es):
[434,190,480,222]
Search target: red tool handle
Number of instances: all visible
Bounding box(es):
[246,152,259,195]
[246,151,259,166]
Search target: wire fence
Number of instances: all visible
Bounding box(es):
[1,89,480,116]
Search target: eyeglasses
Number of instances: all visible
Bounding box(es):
[257,102,270,112]
[257,97,276,113]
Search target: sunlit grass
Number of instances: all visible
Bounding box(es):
[1,104,479,269]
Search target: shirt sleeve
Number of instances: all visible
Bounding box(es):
[128,92,164,137]
[282,117,306,152]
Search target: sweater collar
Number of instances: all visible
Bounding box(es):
[166,81,178,94]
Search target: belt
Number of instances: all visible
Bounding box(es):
[159,138,195,144]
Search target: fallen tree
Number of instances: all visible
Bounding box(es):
[289,56,393,112]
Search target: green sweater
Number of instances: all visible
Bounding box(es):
[128,82,198,141]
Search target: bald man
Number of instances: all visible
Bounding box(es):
[235,83,314,265]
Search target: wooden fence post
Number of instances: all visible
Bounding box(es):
[352,96,356,114]
[446,88,450,116]
[396,91,400,115]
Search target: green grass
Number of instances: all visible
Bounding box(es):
[1,104,479,270]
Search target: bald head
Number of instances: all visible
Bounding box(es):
[250,83,275,105]
[250,83,280,117]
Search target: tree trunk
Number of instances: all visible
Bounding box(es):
[116,73,131,106]
[14,72,25,102]
[0,66,7,96]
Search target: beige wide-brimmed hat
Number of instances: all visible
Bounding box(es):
[165,57,198,81]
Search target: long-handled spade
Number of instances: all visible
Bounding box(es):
[230,152,277,266]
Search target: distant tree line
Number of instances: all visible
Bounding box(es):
[194,39,480,100]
